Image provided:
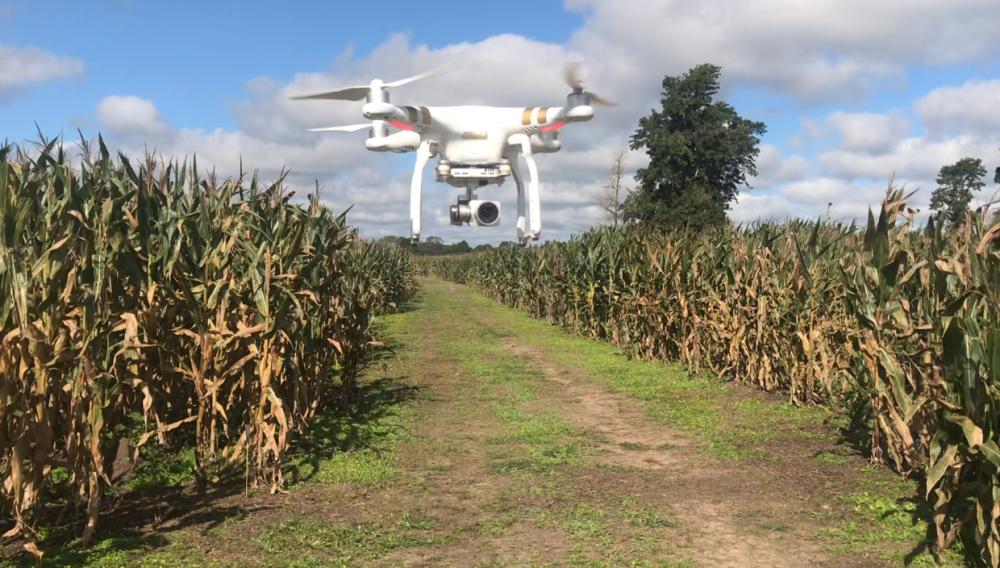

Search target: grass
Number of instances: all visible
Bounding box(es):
[252,518,448,566]
[282,317,422,488]
[122,446,198,493]
[619,498,673,529]
[558,501,687,568]
[813,450,851,464]
[814,469,966,566]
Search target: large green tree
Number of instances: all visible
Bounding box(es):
[625,64,766,229]
[930,157,986,225]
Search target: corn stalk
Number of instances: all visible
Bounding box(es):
[0,138,415,559]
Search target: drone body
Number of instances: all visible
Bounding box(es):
[291,66,611,244]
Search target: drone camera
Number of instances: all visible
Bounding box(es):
[473,200,500,226]
[449,198,500,227]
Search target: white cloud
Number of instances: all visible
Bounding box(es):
[730,192,801,224]
[96,95,170,136]
[917,79,1000,137]
[734,178,923,225]
[781,177,889,209]
[826,111,912,153]
[819,134,997,182]
[566,0,1000,102]
[0,44,83,99]
[752,144,809,187]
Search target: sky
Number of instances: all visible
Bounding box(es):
[2,0,1000,244]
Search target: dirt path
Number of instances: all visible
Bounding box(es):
[41,277,946,567]
[499,337,833,567]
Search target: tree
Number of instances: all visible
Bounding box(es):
[625,64,766,230]
[930,157,986,225]
[597,151,629,227]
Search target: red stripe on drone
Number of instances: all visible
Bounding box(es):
[539,120,567,133]
[389,120,415,131]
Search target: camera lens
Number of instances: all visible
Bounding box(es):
[475,202,499,225]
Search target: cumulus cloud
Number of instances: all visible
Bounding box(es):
[0,44,83,100]
[826,111,912,153]
[819,134,997,182]
[752,145,809,187]
[96,95,171,137]
[567,0,1000,102]
[733,178,921,225]
[917,79,1000,137]
[730,192,801,224]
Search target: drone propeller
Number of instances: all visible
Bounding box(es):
[384,67,449,88]
[291,86,369,102]
[308,124,371,132]
[289,67,450,102]
[563,62,616,107]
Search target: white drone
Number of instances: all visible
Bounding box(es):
[290,63,613,244]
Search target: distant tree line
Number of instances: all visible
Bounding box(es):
[376,235,507,255]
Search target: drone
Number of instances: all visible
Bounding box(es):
[290,63,613,244]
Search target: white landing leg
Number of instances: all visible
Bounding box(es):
[508,134,542,242]
[410,139,433,243]
[508,152,527,243]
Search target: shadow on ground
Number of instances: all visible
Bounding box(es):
[283,375,422,485]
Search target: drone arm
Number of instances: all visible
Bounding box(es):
[363,104,432,132]
[525,105,592,133]
[409,139,433,242]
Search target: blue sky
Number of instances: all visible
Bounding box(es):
[3,0,1000,242]
[0,0,583,137]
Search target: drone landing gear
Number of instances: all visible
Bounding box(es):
[508,134,542,245]
[409,139,435,242]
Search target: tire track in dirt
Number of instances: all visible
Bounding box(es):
[496,336,843,567]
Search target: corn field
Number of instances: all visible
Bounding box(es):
[422,187,1000,565]
[0,138,415,559]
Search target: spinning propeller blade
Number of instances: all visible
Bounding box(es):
[308,124,371,132]
[563,62,617,107]
[290,86,370,101]
[289,66,449,102]
[563,62,587,91]
[384,66,450,88]
[588,93,616,107]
